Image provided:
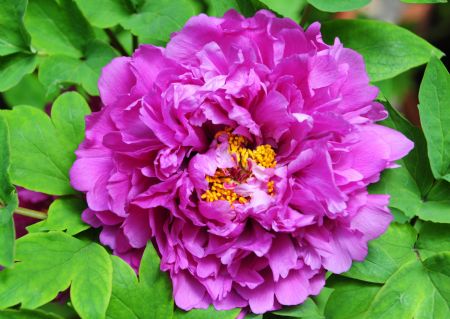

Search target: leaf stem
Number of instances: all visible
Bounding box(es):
[106,29,129,56]
[132,34,138,52]
[14,207,47,220]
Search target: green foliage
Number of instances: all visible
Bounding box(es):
[306,0,370,12]
[0,309,62,319]
[258,0,306,21]
[321,20,444,82]
[174,307,241,319]
[0,0,32,56]
[75,0,134,28]
[418,57,450,182]
[0,53,37,91]
[3,74,48,110]
[0,232,113,319]
[206,0,267,17]
[106,244,174,319]
[0,116,18,268]
[2,92,90,195]
[27,198,89,235]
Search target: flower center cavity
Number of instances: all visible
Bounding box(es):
[201,129,277,205]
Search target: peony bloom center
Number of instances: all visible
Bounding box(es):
[201,129,277,205]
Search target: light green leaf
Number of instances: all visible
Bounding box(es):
[321,20,444,82]
[326,253,450,319]
[0,309,62,319]
[0,53,37,92]
[121,0,198,43]
[0,232,112,319]
[3,74,48,110]
[418,57,450,182]
[27,198,89,235]
[416,222,450,259]
[2,92,90,195]
[50,91,91,150]
[307,0,370,12]
[106,244,173,319]
[0,0,31,55]
[75,0,134,28]
[25,0,94,58]
[325,277,381,319]
[39,40,117,96]
[174,307,240,319]
[343,223,417,283]
[0,116,18,268]
[417,181,450,223]
[259,0,306,21]
[364,257,450,319]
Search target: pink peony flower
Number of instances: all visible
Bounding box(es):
[70,10,413,314]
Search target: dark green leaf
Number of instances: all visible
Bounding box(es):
[307,0,370,12]
[321,20,444,82]
[39,40,117,96]
[75,0,134,28]
[207,0,267,17]
[272,297,324,318]
[418,57,450,182]
[258,0,306,21]
[121,0,198,44]
[0,53,37,92]
[0,309,62,319]
[416,222,450,259]
[343,223,417,283]
[106,244,173,319]
[0,0,32,55]
[2,92,90,195]
[27,198,89,235]
[0,116,18,268]
[25,0,94,58]
[3,74,48,110]
[0,232,113,319]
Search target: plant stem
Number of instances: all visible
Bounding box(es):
[132,34,138,51]
[14,207,47,220]
[300,4,312,27]
[106,29,129,56]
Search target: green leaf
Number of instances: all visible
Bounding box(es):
[364,257,450,319]
[0,232,113,319]
[343,223,417,283]
[321,20,444,82]
[106,244,173,319]
[121,0,198,43]
[306,0,370,12]
[75,0,134,28]
[416,222,450,259]
[258,0,306,22]
[0,116,18,268]
[27,198,89,235]
[418,57,450,182]
[0,0,32,55]
[370,102,434,219]
[0,53,37,92]
[417,181,450,223]
[174,307,240,319]
[39,40,117,96]
[325,277,381,319]
[206,0,267,17]
[25,0,94,58]
[0,309,62,319]
[272,297,324,318]
[3,74,48,110]
[50,91,91,150]
[2,92,90,195]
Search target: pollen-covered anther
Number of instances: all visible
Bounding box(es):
[202,131,277,204]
